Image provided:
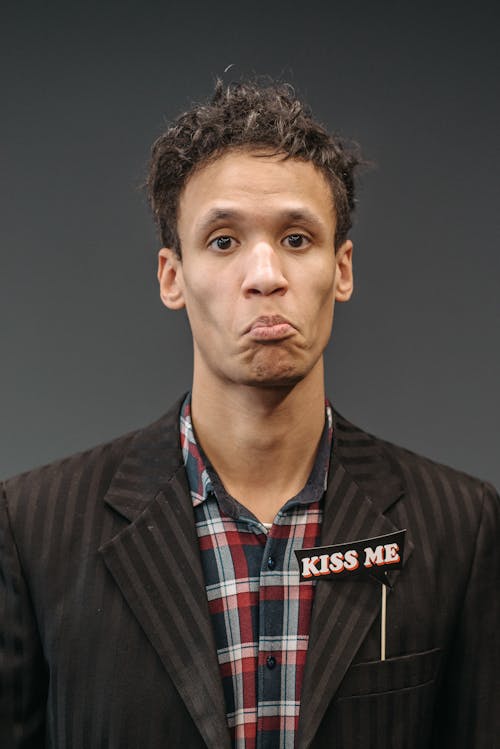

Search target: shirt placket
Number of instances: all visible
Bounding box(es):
[256,523,286,749]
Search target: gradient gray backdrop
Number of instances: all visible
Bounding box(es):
[2,0,499,486]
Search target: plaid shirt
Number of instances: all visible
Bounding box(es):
[180,394,333,749]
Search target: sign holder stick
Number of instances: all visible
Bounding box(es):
[380,583,387,661]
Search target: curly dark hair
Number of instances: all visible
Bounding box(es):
[147,78,362,255]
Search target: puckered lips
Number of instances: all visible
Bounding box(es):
[245,315,296,341]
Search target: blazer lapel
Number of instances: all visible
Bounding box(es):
[297,411,414,748]
[98,397,230,749]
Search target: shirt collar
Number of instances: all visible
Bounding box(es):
[180,392,333,520]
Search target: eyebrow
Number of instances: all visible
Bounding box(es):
[196,208,241,236]
[195,206,326,236]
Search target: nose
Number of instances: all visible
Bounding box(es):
[241,242,288,297]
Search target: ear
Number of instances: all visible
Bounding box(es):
[334,239,354,302]
[157,248,186,310]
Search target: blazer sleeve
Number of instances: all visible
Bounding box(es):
[0,483,48,748]
[433,480,500,748]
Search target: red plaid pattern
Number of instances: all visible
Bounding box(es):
[180,395,333,749]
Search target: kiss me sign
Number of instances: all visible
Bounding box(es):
[294,530,406,585]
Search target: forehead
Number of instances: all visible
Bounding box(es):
[177,149,335,230]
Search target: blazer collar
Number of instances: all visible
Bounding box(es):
[103,401,404,519]
[332,409,405,513]
[102,394,187,521]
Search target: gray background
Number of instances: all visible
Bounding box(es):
[1,0,498,485]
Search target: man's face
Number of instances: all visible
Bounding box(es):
[158,149,353,390]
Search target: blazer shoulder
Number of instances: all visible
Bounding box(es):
[370,435,499,539]
[1,395,186,518]
[334,408,497,511]
[1,427,140,512]
[377,434,495,497]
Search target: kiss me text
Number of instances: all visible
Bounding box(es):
[300,542,401,578]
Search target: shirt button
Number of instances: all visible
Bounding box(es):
[266,656,276,670]
[267,556,276,570]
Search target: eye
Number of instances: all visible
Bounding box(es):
[209,235,235,251]
[284,233,310,249]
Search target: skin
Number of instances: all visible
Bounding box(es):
[158,148,353,523]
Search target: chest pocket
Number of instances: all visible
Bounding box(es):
[335,646,441,698]
[312,648,442,749]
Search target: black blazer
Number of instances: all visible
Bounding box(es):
[1,397,499,748]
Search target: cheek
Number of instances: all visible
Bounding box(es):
[310,266,336,310]
[182,274,235,335]
[307,270,336,337]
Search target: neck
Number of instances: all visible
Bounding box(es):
[190,361,327,523]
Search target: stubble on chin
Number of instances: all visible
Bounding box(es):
[240,345,309,387]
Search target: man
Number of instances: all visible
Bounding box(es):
[1,80,498,749]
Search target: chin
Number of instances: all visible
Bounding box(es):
[242,357,309,388]
[223,345,321,389]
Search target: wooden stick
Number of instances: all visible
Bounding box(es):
[381,584,387,661]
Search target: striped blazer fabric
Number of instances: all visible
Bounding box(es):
[1,395,499,748]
